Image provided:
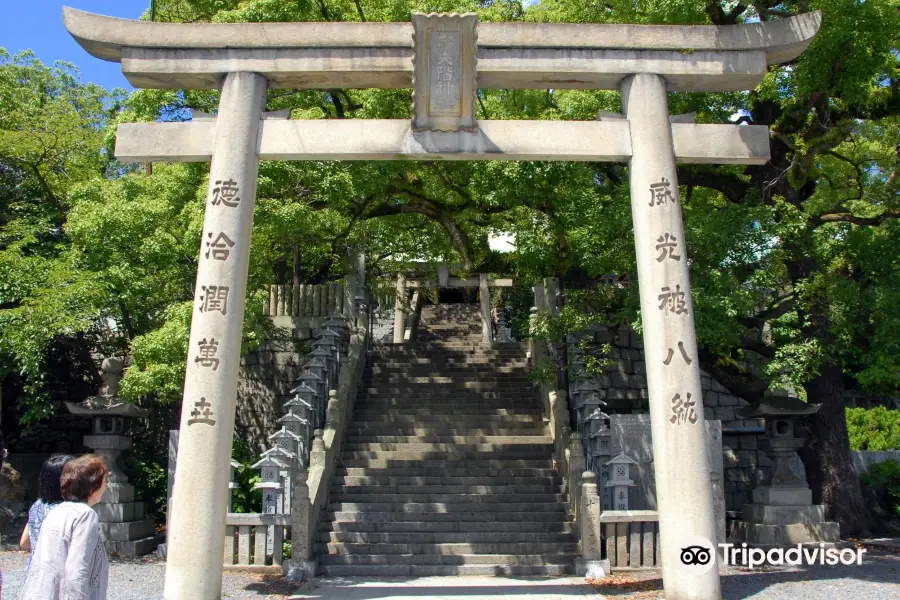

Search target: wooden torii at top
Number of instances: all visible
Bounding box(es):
[64,8,821,600]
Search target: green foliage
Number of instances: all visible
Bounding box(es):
[861,460,900,518]
[847,407,900,451]
[229,437,262,513]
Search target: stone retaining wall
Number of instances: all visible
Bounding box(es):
[571,325,769,513]
[235,315,333,452]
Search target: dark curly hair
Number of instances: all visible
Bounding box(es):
[39,454,74,504]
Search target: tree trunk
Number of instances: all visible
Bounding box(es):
[803,364,873,537]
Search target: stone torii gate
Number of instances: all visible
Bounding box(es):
[63,7,820,600]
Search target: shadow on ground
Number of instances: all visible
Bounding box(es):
[591,549,900,599]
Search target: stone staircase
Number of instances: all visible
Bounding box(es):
[317,303,576,576]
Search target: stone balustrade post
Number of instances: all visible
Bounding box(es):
[283,469,315,581]
[577,471,608,579]
[567,433,587,527]
[309,429,326,468]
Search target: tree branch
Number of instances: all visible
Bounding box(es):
[677,168,750,204]
[353,0,366,21]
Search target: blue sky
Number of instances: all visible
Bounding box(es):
[2,1,149,91]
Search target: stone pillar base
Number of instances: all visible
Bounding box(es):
[283,558,317,582]
[733,519,840,547]
[575,559,610,579]
[96,482,161,556]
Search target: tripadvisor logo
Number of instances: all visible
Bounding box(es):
[675,536,867,573]
[720,542,866,569]
[675,535,718,576]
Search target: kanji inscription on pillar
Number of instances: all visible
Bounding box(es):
[663,341,692,366]
[195,338,220,370]
[655,233,681,262]
[187,397,216,426]
[211,179,241,208]
[658,284,688,316]
[199,285,229,315]
[411,12,478,132]
[205,232,235,261]
[670,392,699,425]
[649,177,676,207]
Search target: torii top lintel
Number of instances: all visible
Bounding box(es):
[62,7,821,93]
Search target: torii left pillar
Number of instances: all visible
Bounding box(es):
[165,72,267,600]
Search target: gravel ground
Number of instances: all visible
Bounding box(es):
[2,549,898,599]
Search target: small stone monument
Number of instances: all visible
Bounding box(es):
[606,452,638,510]
[734,395,839,547]
[65,357,161,556]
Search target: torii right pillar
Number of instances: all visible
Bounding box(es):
[622,73,720,599]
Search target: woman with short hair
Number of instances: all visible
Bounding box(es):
[20,454,110,600]
[20,454,75,573]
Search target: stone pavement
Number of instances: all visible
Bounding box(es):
[289,576,596,600]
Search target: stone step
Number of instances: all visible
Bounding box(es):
[329,493,567,504]
[105,534,164,557]
[370,359,529,367]
[343,426,547,437]
[332,475,560,487]
[327,502,567,513]
[317,563,574,577]
[99,519,156,542]
[331,484,561,495]
[318,543,578,556]
[317,530,572,544]
[352,408,544,418]
[356,397,538,405]
[362,384,535,393]
[350,411,544,422]
[340,457,553,469]
[330,488,566,507]
[336,466,558,478]
[355,399,539,407]
[371,349,526,357]
[343,439,552,449]
[319,520,574,534]
[325,510,568,523]
[344,434,548,443]
[364,375,530,384]
[367,367,529,374]
[341,450,551,460]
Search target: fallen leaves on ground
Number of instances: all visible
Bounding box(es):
[586,572,664,597]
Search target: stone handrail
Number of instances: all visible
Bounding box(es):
[223,513,291,573]
[284,324,368,580]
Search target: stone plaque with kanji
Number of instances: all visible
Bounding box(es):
[412,12,478,132]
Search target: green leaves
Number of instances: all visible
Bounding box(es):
[847,406,900,451]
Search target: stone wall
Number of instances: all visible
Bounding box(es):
[235,315,334,452]
[570,324,769,513]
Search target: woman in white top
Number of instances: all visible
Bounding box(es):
[20,454,110,600]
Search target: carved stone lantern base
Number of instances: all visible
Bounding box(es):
[734,396,839,547]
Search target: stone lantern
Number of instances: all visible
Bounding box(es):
[605,452,638,511]
[735,394,839,547]
[65,357,160,556]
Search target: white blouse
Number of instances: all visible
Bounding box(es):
[19,501,109,600]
